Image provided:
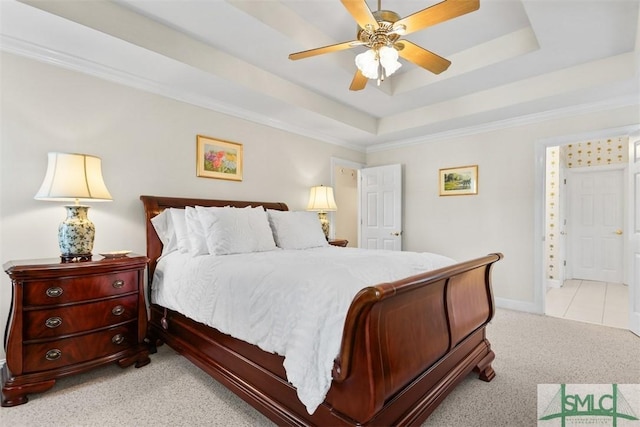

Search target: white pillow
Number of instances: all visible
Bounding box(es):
[168,208,190,254]
[150,209,178,256]
[196,206,276,255]
[267,210,328,250]
[185,206,209,256]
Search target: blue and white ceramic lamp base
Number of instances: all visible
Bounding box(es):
[58,205,95,262]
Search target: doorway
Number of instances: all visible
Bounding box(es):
[330,159,403,250]
[333,165,359,246]
[331,158,364,247]
[541,135,629,329]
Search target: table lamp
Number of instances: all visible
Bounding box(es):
[307,185,337,239]
[35,152,112,262]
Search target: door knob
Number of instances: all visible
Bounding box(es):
[614,229,623,235]
[391,232,402,236]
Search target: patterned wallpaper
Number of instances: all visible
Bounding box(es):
[545,146,560,281]
[545,135,628,284]
[561,136,628,168]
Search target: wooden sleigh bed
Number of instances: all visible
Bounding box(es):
[141,195,503,426]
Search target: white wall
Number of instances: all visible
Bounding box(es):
[0,53,365,359]
[367,107,640,309]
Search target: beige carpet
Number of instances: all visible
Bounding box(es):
[1,309,639,426]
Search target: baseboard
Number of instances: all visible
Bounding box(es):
[495,297,541,314]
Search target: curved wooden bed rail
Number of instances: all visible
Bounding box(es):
[333,253,503,383]
[325,253,503,422]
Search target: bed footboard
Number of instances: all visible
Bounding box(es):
[326,253,503,424]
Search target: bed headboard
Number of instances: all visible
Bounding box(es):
[140,195,289,282]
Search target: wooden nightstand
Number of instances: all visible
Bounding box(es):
[329,239,349,247]
[1,254,151,407]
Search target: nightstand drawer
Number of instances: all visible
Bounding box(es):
[22,323,137,373]
[23,294,139,340]
[23,271,138,306]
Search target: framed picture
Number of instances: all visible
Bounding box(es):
[439,165,478,196]
[196,135,243,181]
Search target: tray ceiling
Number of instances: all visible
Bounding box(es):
[1,0,639,151]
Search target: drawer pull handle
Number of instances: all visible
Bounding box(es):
[45,317,63,328]
[112,334,125,345]
[112,305,125,316]
[112,279,125,289]
[46,287,63,298]
[45,349,62,361]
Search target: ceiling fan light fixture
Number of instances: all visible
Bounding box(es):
[355,49,379,79]
[355,46,401,81]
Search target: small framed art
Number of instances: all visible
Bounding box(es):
[439,165,478,196]
[196,135,243,181]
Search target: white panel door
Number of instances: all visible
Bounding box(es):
[569,169,624,282]
[358,164,402,250]
[629,136,640,337]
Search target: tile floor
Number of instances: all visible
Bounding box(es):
[545,279,629,329]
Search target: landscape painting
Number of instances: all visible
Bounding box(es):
[439,165,478,196]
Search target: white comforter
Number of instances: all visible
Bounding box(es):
[152,246,455,414]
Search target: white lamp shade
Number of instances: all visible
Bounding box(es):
[35,152,113,202]
[307,185,337,212]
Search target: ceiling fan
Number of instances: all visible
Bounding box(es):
[288,0,480,91]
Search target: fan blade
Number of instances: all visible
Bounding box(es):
[396,41,451,74]
[341,0,379,31]
[395,0,479,35]
[349,69,368,91]
[289,40,358,60]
